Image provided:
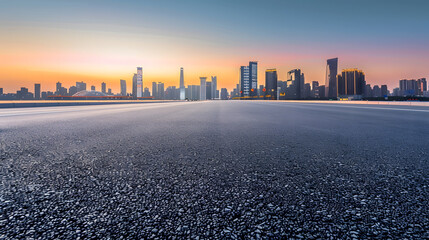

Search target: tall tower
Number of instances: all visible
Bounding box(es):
[249,61,258,97]
[180,67,185,100]
[211,76,217,99]
[137,67,143,98]
[101,82,106,93]
[200,77,207,100]
[325,58,338,98]
[120,79,127,96]
[265,69,278,100]
[34,83,41,100]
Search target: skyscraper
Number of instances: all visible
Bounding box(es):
[286,69,304,99]
[211,76,217,99]
[34,83,41,100]
[206,81,212,100]
[325,58,338,99]
[152,82,157,99]
[76,81,86,92]
[180,67,185,100]
[337,69,366,96]
[417,78,427,95]
[157,82,164,99]
[120,79,127,96]
[132,74,137,99]
[221,88,228,100]
[249,61,258,97]
[200,77,207,100]
[265,69,278,100]
[101,82,106,93]
[137,67,143,98]
[91,85,95,91]
[240,61,258,98]
[56,82,62,95]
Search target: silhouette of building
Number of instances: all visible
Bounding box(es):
[399,79,418,96]
[152,82,157,99]
[417,78,427,95]
[132,74,137,98]
[69,86,77,96]
[265,69,278,100]
[186,85,200,100]
[311,81,319,98]
[101,82,106,93]
[221,88,228,100]
[206,81,212,100]
[337,69,365,97]
[120,79,127,96]
[0,88,3,95]
[157,82,164,99]
[76,81,86,92]
[34,83,41,100]
[143,87,150,97]
[325,58,338,99]
[91,85,96,91]
[200,77,207,100]
[180,67,185,100]
[211,76,217,99]
[381,85,388,97]
[286,69,304,99]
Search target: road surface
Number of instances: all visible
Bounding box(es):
[1,101,428,239]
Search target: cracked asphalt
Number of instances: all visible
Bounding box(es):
[1,101,428,239]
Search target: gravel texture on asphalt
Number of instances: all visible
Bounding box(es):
[1,101,428,239]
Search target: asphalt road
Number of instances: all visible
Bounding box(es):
[1,101,428,239]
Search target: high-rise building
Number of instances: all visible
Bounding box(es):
[311,81,319,98]
[373,85,381,97]
[240,66,249,97]
[337,69,366,97]
[249,61,258,97]
[120,79,127,96]
[179,67,185,100]
[69,86,77,96]
[265,69,278,100]
[240,61,257,97]
[91,85,96,91]
[137,67,143,98]
[132,74,137,98]
[108,88,112,95]
[417,78,427,95]
[157,82,164,99]
[325,58,338,99]
[381,85,388,97]
[152,82,157,99]
[101,82,106,93]
[206,81,212,100]
[200,77,207,100]
[186,85,200,100]
[221,88,228,100]
[56,82,62,95]
[286,69,304,99]
[0,88,3,95]
[34,83,41,100]
[76,81,86,92]
[143,87,150,97]
[399,79,418,96]
[211,76,217,99]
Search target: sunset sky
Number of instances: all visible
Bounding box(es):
[1,0,428,94]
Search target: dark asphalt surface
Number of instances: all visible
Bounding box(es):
[1,101,428,239]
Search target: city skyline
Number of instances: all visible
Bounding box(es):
[1,0,429,93]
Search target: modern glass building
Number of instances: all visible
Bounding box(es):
[137,67,143,98]
[265,69,278,100]
[325,58,338,99]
